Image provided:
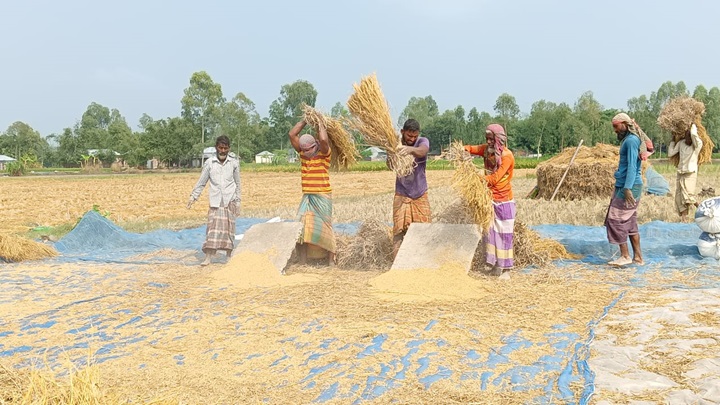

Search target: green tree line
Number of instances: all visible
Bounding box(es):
[1,74,718,168]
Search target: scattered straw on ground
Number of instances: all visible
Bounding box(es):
[0,362,178,405]
[347,73,415,177]
[211,251,318,289]
[1,257,620,404]
[0,234,58,262]
[513,220,578,268]
[302,104,359,170]
[444,141,493,231]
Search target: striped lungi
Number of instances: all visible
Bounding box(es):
[486,200,516,269]
[604,185,642,244]
[297,193,336,253]
[202,201,238,254]
[392,192,431,237]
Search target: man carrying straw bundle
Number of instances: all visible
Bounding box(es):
[187,135,241,266]
[464,124,515,276]
[289,118,336,266]
[391,119,431,257]
[605,113,645,267]
[668,123,703,222]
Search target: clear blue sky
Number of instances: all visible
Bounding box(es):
[2,0,719,136]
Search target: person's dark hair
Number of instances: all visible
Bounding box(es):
[402,119,420,132]
[216,135,230,147]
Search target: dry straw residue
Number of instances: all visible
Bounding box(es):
[444,141,493,231]
[0,362,178,405]
[301,104,359,171]
[658,96,715,166]
[0,234,58,262]
[347,73,416,177]
[336,220,393,270]
[513,220,578,268]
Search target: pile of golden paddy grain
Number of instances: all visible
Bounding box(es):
[301,104,359,171]
[347,73,416,177]
[211,250,318,289]
[0,234,58,262]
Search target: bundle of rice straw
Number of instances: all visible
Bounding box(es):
[302,104,359,170]
[444,141,493,231]
[513,220,578,268]
[0,234,58,262]
[657,96,714,166]
[336,220,393,270]
[436,203,577,269]
[347,73,415,177]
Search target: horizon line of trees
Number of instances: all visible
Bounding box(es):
[1,73,719,169]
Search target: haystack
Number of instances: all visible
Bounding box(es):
[444,142,494,231]
[657,96,714,166]
[534,143,649,201]
[0,234,58,262]
[336,220,393,270]
[347,73,415,177]
[301,104,359,171]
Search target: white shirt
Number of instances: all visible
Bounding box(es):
[668,124,703,174]
[190,154,241,208]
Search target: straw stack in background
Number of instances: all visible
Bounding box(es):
[347,74,416,177]
[0,234,58,262]
[301,104,359,171]
[657,96,715,166]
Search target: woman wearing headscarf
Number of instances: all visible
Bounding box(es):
[288,118,336,266]
[464,124,516,276]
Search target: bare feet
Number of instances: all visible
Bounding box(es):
[608,257,632,267]
[200,252,214,266]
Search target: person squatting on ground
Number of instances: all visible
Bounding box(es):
[605,113,646,267]
[390,119,431,258]
[668,122,703,222]
[187,135,241,266]
[464,124,516,276]
[288,118,336,266]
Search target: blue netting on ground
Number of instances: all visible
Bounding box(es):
[3,212,718,403]
[534,221,718,273]
[53,211,361,263]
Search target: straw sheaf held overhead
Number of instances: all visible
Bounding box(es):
[347,73,416,177]
[443,141,494,231]
[658,96,714,166]
[301,104,359,171]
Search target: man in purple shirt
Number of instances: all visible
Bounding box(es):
[392,119,431,257]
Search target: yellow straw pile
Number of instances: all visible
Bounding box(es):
[0,234,58,262]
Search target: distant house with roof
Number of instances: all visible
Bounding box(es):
[0,154,17,171]
[363,147,387,162]
[255,151,275,164]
